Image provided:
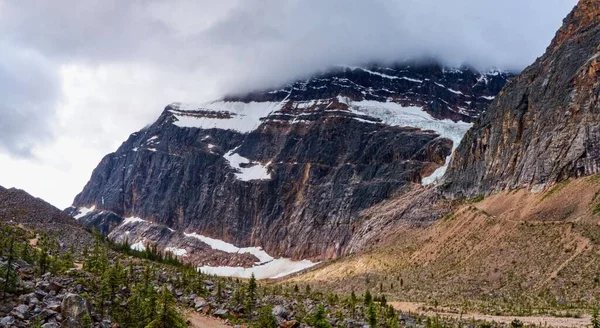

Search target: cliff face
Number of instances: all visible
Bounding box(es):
[69,63,511,261]
[444,0,600,197]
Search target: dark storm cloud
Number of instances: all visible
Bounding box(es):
[0,0,578,157]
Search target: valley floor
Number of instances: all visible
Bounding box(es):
[186,311,232,328]
[390,302,591,328]
[285,175,600,317]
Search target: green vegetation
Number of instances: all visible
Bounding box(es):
[541,180,570,200]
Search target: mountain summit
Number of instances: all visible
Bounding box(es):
[68,62,511,276]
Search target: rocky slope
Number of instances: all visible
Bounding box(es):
[69,63,511,267]
[444,0,600,197]
[0,186,93,251]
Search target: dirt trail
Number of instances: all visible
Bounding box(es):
[390,302,590,328]
[186,311,231,328]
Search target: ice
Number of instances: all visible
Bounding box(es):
[165,247,188,257]
[348,100,472,185]
[122,216,146,225]
[73,206,95,220]
[223,148,271,181]
[435,82,463,95]
[198,258,318,280]
[185,232,316,279]
[131,240,146,251]
[184,232,273,263]
[350,67,423,83]
[480,95,495,100]
[169,101,282,133]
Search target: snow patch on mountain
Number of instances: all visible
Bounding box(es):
[184,232,273,263]
[223,148,271,181]
[165,247,188,257]
[185,232,318,279]
[347,100,472,185]
[73,206,95,220]
[198,258,317,280]
[169,101,281,133]
[122,216,147,225]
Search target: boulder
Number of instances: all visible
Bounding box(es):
[61,294,90,328]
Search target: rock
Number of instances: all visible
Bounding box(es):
[214,309,228,318]
[44,300,61,312]
[61,294,90,328]
[445,0,600,197]
[280,320,300,328]
[70,63,510,262]
[11,304,29,319]
[49,280,64,292]
[272,305,288,319]
[42,323,58,328]
[0,316,14,326]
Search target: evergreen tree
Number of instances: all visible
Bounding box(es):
[364,290,372,306]
[252,305,277,328]
[247,273,258,314]
[308,304,332,328]
[1,235,18,297]
[349,290,358,317]
[367,303,377,327]
[146,284,187,328]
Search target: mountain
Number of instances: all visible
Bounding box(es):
[289,0,600,315]
[444,0,600,197]
[0,186,93,249]
[67,63,512,275]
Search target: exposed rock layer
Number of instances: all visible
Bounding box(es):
[444,1,600,196]
[70,63,511,260]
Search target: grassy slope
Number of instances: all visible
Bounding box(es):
[286,175,600,316]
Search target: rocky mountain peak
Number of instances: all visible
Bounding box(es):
[443,0,600,197]
[69,61,511,266]
[551,0,600,50]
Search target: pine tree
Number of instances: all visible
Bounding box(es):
[146,284,187,328]
[308,304,332,328]
[247,273,258,315]
[367,303,377,327]
[592,307,600,328]
[2,235,18,297]
[252,305,277,328]
[349,290,358,317]
[364,290,372,306]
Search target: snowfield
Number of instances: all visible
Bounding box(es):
[169,101,281,133]
[198,258,318,280]
[170,97,472,185]
[73,206,95,220]
[185,232,318,279]
[223,148,271,181]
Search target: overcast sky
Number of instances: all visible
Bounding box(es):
[0,0,577,208]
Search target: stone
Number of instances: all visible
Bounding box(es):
[280,320,300,328]
[213,309,228,318]
[61,294,90,328]
[272,305,288,319]
[0,316,14,326]
[444,0,600,198]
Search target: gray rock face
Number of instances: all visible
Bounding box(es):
[69,63,510,260]
[61,294,90,328]
[444,0,600,197]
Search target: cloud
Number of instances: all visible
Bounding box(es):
[0,0,578,207]
[0,42,60,157]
